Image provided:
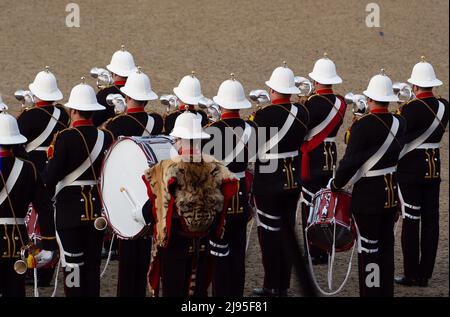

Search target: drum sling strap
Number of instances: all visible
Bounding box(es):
[258,104,298,159]
[0,158,24,206]
[125,113,154,136]
[54,130,104,197]
[25,107,61,152]
[347,116,399,186]
[399,100,445,158]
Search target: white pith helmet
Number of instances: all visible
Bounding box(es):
[309,53,343,85]
[120,67,158,101]
[65,77,106,111]
[173,71,204,105]
[170,111,210,140]
[106,45,137,77]
[213,73,251,110]
[265,62,301,95]
[28,66,63,101]
[0,104,27,145]
[407,56,443,88]
[363,69,400,103]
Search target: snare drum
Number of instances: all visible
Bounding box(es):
[100,136,176,239]
[306,188,355,252]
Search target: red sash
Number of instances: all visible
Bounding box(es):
[300,96,346,181]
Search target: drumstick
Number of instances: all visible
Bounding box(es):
[120,187,137,209]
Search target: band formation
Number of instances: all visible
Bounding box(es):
[0,46,448,297]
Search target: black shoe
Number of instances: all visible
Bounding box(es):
[252,287,278,297]
[394,276,418,286]
[417,278,429,287]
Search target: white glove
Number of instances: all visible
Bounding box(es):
[35,250,54,268]
[326,178,335,190]
[131,206,147,225]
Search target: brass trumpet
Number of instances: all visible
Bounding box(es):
[393,82,415,103]
[345,92,368,117]
[14,90,35,108]
[198,97,221,122]
[90,67,114,89]
[106,93,126,114]
[94,216,108,231]
[14,243,39,275]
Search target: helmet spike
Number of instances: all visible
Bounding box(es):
[421,55,426,62]
[80,76,86,84]
[45,65,50,73]
[121,44,125,51]
[230,73,235,81]
[191,71,196,78]
[282,61,287,68]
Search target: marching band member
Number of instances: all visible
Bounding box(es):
[93,45,137,126]
[395,58,449,287]
[329,70,405,297]
[0,104,56,297]
[104,67,163,297]
[300,54,346,264]
[251,62,309,297]
[204,75,256,297]
[16,67,69,286]
[43,79,114,297]
[144,112,238,297]
[163,72,209,134]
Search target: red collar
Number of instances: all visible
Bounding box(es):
[272,98,291,105]
[72,119,93,127]
[370,108,389,114]
[416,92,434,99]
[179,148,200,155]
[316,88,334,95]
[127,107,145,114]
[0,150,13,158]
[179,104,195,111]
[35,101,52,108]
[221,112,240,120]
[114,80,126,87]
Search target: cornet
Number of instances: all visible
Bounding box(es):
[14,243,39,275]
[198,97,221,122]
[393,82,415,103]
[294,76,314,96]
[94,216,108,231]
[106,93,127,114]
[345,92,368,117]
[160,94,180,113]
[90,67,114,89]
[249,90,270,105]
[14,90,35,108]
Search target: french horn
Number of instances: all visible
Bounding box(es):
[90,67,114,89]
[14,90,35,108]
[106,93,126,114]
[198,97,221,122]
[345,92,368,117]
[393,82,415,103]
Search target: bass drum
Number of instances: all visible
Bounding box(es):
[101,136,176,239]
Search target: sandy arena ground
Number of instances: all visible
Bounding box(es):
[0,0,447,297]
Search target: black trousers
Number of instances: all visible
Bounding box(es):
[210,215,247,297]
[160,234,210,297]
[353,212,395,297]
[57,226,104,297]
[0,260,26,297]
[300,176,330,259]
[254,190,299,291]
[398,181,440,280]
[117,237,152,297]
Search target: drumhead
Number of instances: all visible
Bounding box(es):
[101,136,175,239]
